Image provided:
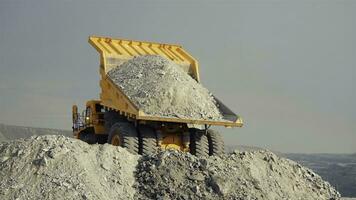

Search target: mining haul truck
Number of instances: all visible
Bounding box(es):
[72,36,243,156]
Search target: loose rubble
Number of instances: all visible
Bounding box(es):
[135,150,340,200]
[108,55,224,120]
[0,136,340,200]
[0,135,138,200]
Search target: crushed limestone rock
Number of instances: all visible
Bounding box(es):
[107,55,224,120]
[135,150,340,200]
[0,135,138,200]
[0,136,340,200]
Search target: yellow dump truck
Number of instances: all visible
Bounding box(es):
[72,36,243,156]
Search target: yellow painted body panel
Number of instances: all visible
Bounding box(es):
[159,133,189,152]
[89,36,200,81]
[156,124,190,152]
[89,36,243,128]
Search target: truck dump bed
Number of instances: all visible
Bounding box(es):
[89,36,243,127]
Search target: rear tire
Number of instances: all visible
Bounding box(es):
[207,129,225,156]
[190,129,209,157]
[107,122,139,154]
[138,125,158,155]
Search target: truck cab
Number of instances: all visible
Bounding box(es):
[72,100,106,143]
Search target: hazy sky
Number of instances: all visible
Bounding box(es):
[0,0,355,153]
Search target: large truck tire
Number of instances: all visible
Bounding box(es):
[138,125,158,155]
[189,129,209,157]
[207,129,225,156]
[79,132,97,144]
[107,122,139,154]
[78,128,97,144]
[96,134,108,144]
[104,110,127,133]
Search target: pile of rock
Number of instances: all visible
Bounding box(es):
[0,136,340,200]
[108,55,224,120]
[0,135,138,200]
[135,150,340,200]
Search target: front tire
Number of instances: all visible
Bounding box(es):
[78,128,97,144]
[107,122,139,154]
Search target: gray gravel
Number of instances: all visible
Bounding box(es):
[108,55,224,120]
[0,135,138,200]
[135,150,341,200]
[0,136,341,200]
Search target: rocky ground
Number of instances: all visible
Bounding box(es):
[0,135,340,200]
[0,135,138,200]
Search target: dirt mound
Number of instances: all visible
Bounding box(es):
[0,135,138,200]
[135,150,340,200]
[108,55,224,120]
[0,136,340,200]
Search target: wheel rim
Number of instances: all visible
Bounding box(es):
[111,134,120,146]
